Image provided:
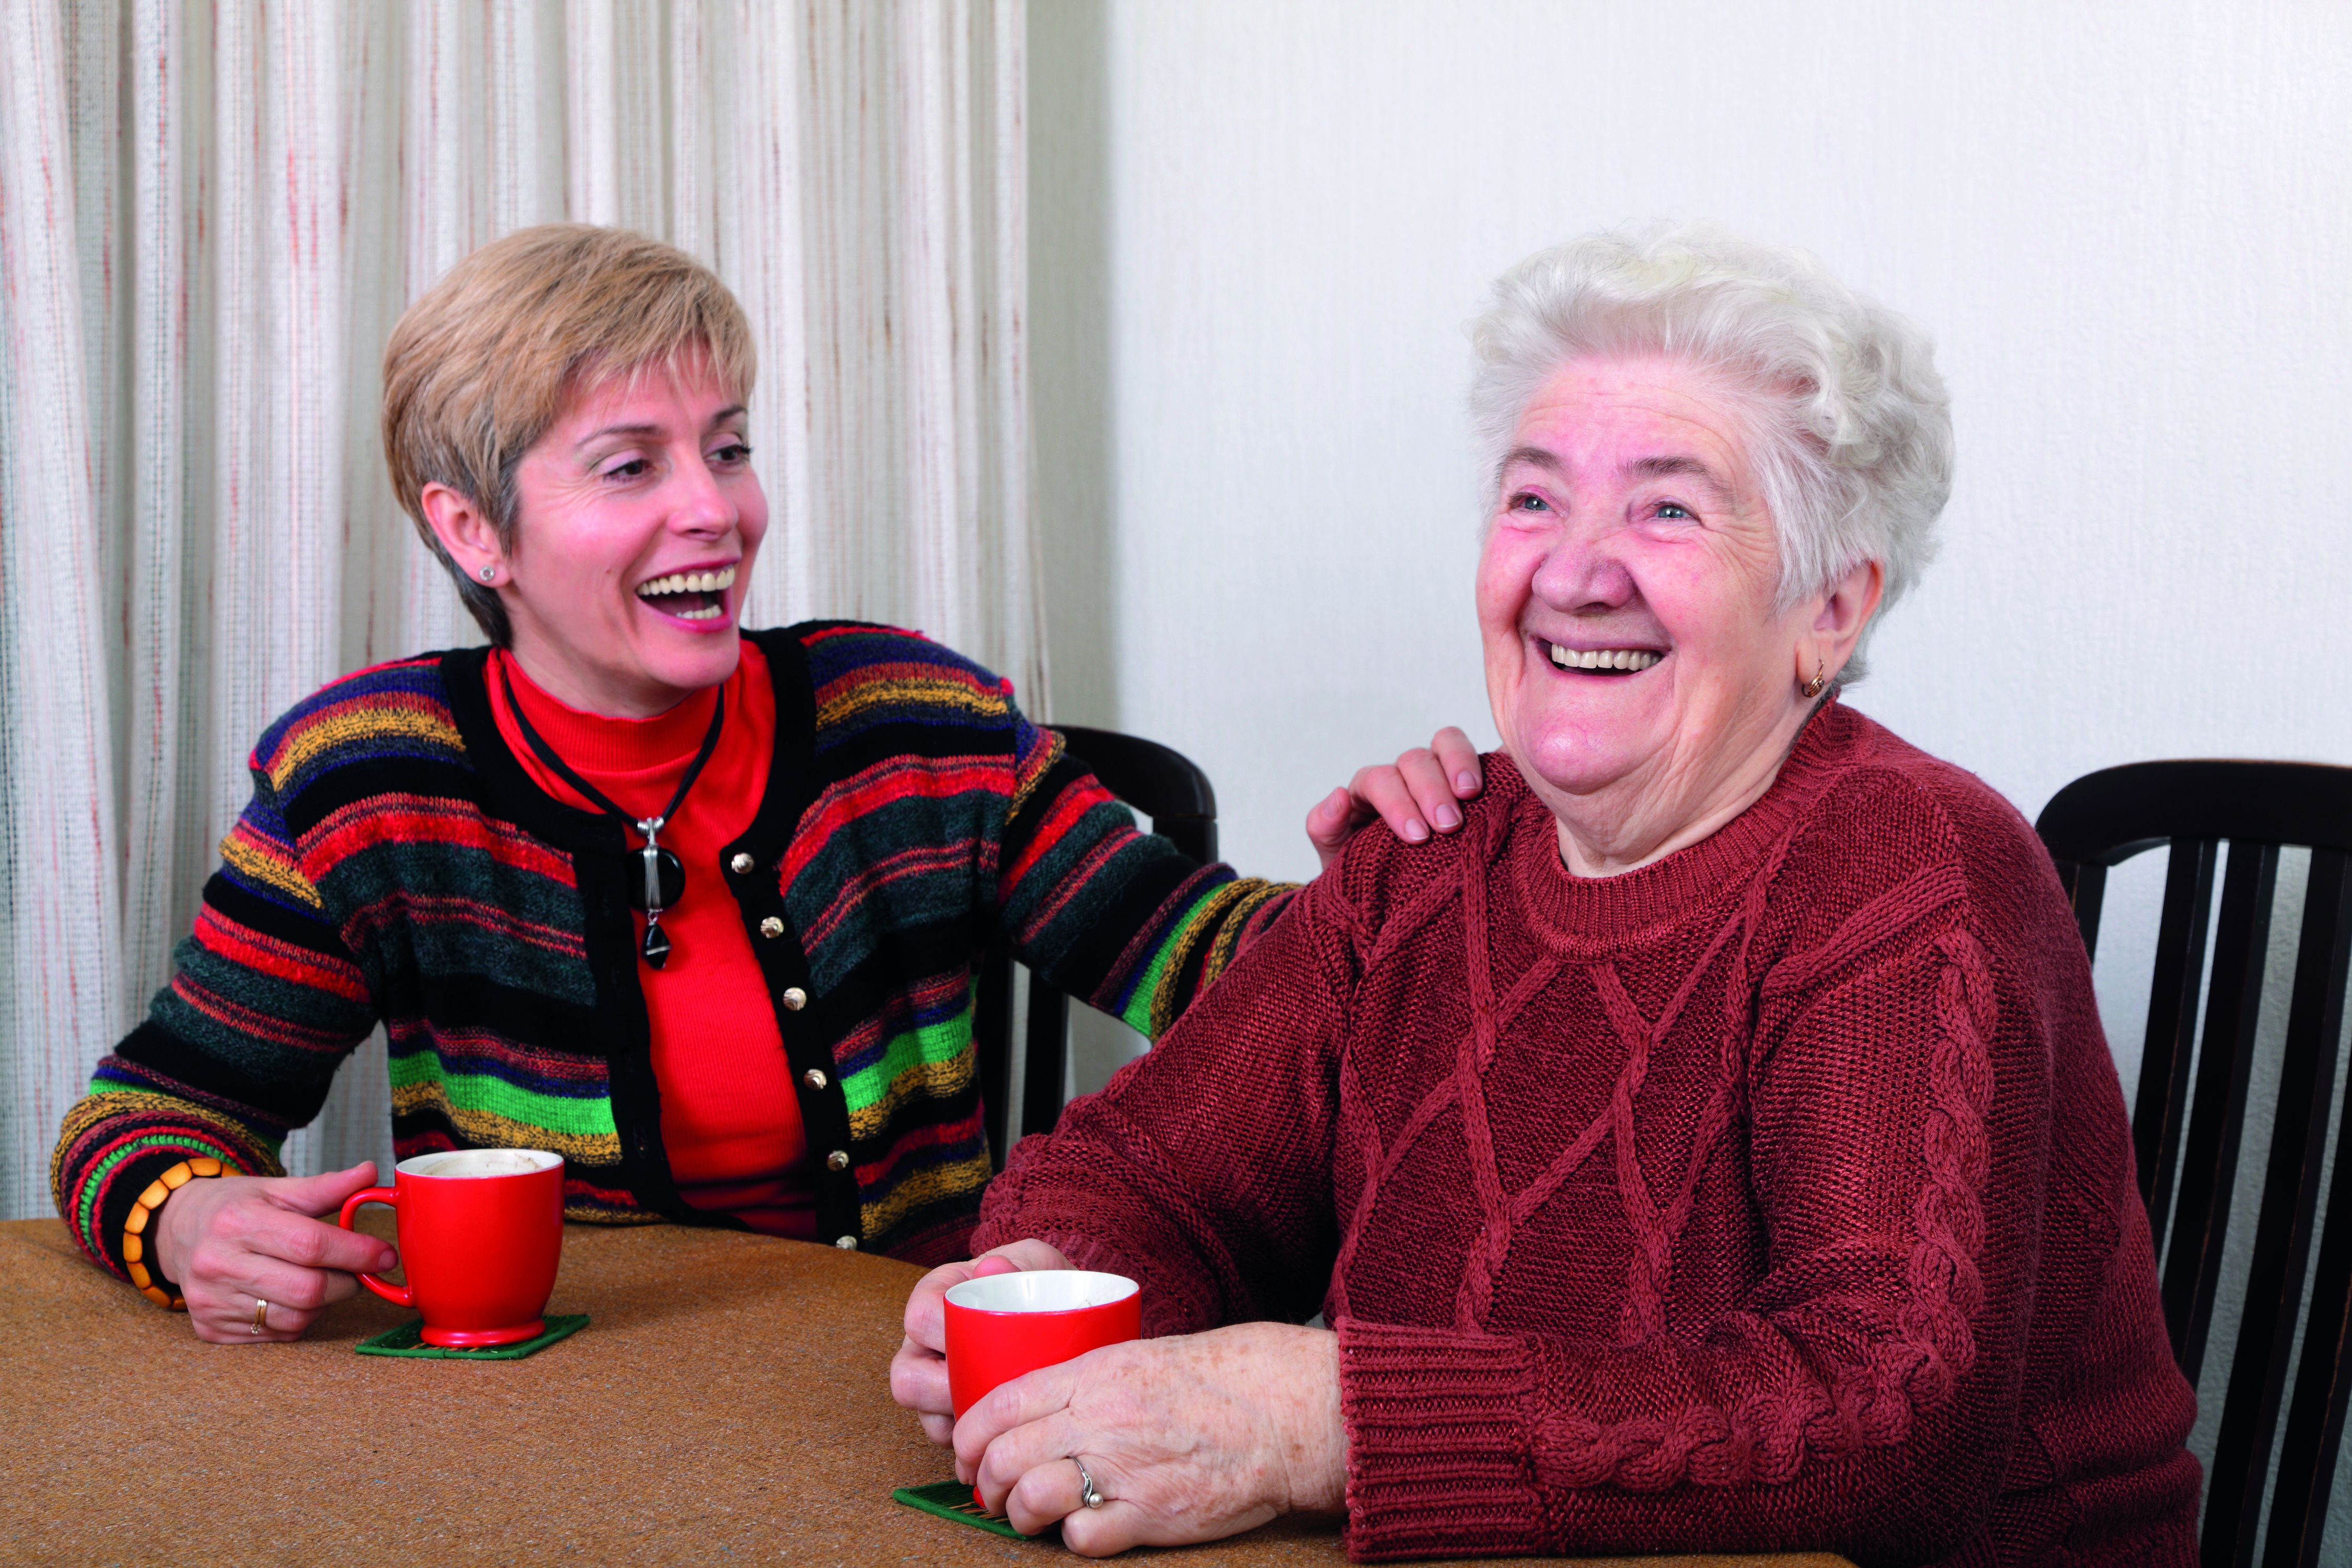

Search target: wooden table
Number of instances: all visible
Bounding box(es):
[0,1217,1854,1565]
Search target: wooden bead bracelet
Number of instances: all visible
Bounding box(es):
[122,1157,224,1309]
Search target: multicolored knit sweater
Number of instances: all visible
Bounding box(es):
[53,623,1290,1284]
[973,703,2199,1564]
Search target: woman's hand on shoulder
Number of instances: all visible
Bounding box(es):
[151,1161,397,1343]
[890,1238,1075,1445]
[1307,727,1483,871]
[957,1320,1344,1555]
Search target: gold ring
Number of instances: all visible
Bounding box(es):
[251,1298,269,1335]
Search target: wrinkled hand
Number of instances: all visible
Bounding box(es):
[151,1162,398,1344]
[1307,727,1484,871]
[890,1238,1075,1444]
[955,1321,1344,1555]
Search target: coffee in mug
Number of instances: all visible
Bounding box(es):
[338,1148,566,1348]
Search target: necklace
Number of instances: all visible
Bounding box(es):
[497,658,727,970]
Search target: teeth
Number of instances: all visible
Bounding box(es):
[1549,644,1661,672]
[635,565,739,599]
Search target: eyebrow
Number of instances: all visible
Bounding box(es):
[1497,445,1734,504]
[1623,454,1733,500]
[574,405,750,449]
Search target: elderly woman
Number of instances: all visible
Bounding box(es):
[49,223,1468,1343]
[891,226,2200,1563]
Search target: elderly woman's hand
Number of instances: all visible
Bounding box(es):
[889,1238,1076,1444]
[151,1162,398,1343]
[953,1321,1344,1554]
[1308,726,1484,870]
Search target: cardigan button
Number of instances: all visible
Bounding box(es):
[803,1068,828,1090]
[781,987,807,1011]
[826,1150,849,1171]
[759,916,784,938]
[835,1235,858,1251]
[729,852,755,874]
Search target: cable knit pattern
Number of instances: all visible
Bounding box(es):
[974,702,2199,1564]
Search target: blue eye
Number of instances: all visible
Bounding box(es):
[1655,502,1692,520]
[1508,492,1549,513]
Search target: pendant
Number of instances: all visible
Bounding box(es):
[625,847,686,909]
[642,917,672,969]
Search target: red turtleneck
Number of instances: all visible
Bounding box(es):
[486,644,814,1239]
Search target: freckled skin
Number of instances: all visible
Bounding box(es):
[1477,354,1882,877]
[425,355,768,719]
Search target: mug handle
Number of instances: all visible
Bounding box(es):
[337,1186,413,1307]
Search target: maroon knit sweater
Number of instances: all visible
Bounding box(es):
[973,702,2199,1564]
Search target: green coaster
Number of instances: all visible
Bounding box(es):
[356,1313,589,1359]
[892,1480,1058,1542]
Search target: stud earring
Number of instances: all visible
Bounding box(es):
[478,566,498,583]
[1801,659,1829,700]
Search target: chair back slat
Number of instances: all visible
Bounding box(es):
[2162,843,2278,1378]
[2270,1061,2352,1568]
[2206,849,2352,1565]
[2057,859,2109,959]
[2267,860,2352,1568]
[975,946,1017,1169]
[2137,839,2219,1227]
[1021,983,1072,1142]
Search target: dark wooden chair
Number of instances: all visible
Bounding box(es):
[2037,760,2352,1568]
[973,724,1218,1169]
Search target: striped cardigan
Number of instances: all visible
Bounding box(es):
[53,623,1292,1282]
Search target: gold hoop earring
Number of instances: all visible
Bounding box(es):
[1801,659,1829,700]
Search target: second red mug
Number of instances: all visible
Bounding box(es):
[943,1269,1142,1417]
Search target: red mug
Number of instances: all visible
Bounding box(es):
[943,1269,1142,1418]
[338,1149,566,1348]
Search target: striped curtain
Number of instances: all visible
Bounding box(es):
[0,0,1039,1220]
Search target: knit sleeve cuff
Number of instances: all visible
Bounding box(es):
[52,1093,268,1286]
[1337,1317,1545,1562]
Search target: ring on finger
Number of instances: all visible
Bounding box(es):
[251,1298,269,1335]
[1071,1455,1108,1511]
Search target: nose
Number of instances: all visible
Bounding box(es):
[668,452,737,537]
[1528,520,1636,614]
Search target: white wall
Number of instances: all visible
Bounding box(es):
[1031,0,2352,1547]
[1035,0,2351,880]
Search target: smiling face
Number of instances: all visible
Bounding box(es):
[1478,354,1843,874]
[480,355,765,717]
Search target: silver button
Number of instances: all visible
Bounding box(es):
[803,1068,828,1090]
[729,852,754,874]
[759,916,784,939]
[826,1149,849,1171]
[781,987,806,1011]
[835,1235,858,1250]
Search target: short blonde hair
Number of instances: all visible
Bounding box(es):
[381,224,758,645]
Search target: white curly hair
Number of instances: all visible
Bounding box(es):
[1468,224,1953,684]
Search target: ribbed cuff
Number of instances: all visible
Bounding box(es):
[1338,1317,1544,1561]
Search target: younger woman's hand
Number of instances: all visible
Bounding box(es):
[1307,727,1484,870]
[151,1162,397,1343]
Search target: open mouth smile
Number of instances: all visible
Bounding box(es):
[634,564,737,624]
[1544,640,1663,675]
